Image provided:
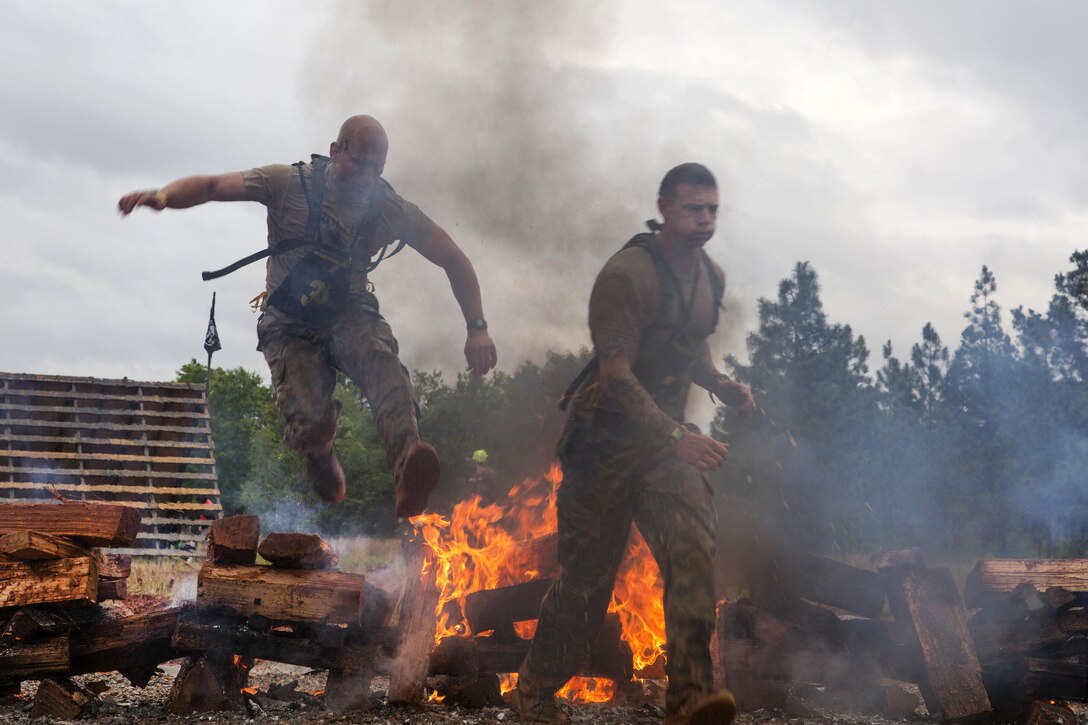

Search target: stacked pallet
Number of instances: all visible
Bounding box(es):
[0,371,222,556]
[0,502,184,718]
[170,515,394,713]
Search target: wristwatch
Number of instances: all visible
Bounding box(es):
[467,318,488,331]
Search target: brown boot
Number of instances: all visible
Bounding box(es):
[513,688,570,724]
[665,691,737,725]
[306,448,346,505]
[395,441,441,518]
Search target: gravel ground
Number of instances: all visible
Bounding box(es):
[4,660,1087,724]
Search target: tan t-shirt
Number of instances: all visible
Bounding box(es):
[242,162,435,297]
[577,240,724,422]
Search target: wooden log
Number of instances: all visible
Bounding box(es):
[432,674,504,708]
[882,679,925,719]
[91,551,131,580]
[167,655,235,714]
[971,607,1088,664]
[0,635,70,678]
[0,555,98,608]
[982,657,1088,718]
[30,678,96,720]
[197,564,365,625]
[462,578,553,634]
[173,615,344,671]
[387,542,440,703]
[0,530,89,561]
[1025,700,1076,725]
[794,553,886,619]
[508,532,560,580]
[0,503,140,547]
[3,607,77,640]
[96,578,127,602]
[207,515,260,565]
[257,532,339,569]
[965,559,1088,609]
[885,566,992,723]
[68,607,182,680]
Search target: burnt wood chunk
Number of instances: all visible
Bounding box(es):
[68,607,182,679]
[0,635,70,678]
[983,658,1088,720]
[30,678,96,720]
[795,553,886,619]
[0,530,89,561]
[96,578,127,602]
[0,555,98,608]
[462,578,553,635]
[971,607,1088,664]
[886,566,992,723]
[965,559,1088,609]
[197,564,365,625]
[167,654,243,714]
[1025,700,1076,725]
[173,615,352,671]
[432,674,504,708]
[387,543,440,703]
[207,515,260,565]
[0,503,140,547]
[257,532,339,569]
[3,607,76,640]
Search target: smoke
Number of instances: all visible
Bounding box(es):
[299,0,751,384]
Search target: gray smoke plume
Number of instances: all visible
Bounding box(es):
[299,1,750,385]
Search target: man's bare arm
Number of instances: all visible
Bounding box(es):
[407,223,497,376]
[689,340,756,415]
[118,172,247,215]
[597,341,730,471]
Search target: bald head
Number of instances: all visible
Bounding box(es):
[337,115,388,158]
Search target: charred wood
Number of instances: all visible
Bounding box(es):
[206,515,260,565]
[68,607,181,681]
[387,541,440,704]
[30,678,96,720]
[0,635,69,678]
[965,559,1088,609]
[257,532,339,569]
[462,578,553,635]
[96,578,127,602]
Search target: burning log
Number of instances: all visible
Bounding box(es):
[462,577,553,635]
[793,553,886,619]
[983,658,1088,720]
[1025,699,1077,725]
[0,555,98,608]
[30,678,97,720]
[207,515,260,565]
[0,530,89,561]
[964,559,1088,609]
[387,541,440,703]
[167,654,246,714]
[0,503,140,547]
[257,532,339,569]
[197,564,365,625]
[0,635,70,678]
[882,564,992,723]
[431,674,504,708]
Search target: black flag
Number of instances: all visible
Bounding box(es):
[204,292,222,356]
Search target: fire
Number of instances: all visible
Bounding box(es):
[241,686,259,696]
[411,463,667,701]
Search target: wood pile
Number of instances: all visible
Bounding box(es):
[170,515,394,713]
[0,502,184,719]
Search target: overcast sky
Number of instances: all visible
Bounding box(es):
[3,1,1086,425]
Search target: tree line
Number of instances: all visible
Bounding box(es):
[180,250,1088,559]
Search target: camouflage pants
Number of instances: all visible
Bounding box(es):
[519,414,718,716]
[256,297,420,475]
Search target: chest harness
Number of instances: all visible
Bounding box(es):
[200,155,407,326]
[559,222,724,411]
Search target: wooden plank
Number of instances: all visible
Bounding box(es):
[0,387,204,406]
[208,516,260,565]
[0,502,141,545]
[2,482,221,496]
[795,553,886,619]
[0,370,203,392]
[0,466,218,481]
[0,418,210,435]
[0,434,213,451]
[137,532,208,543]
[166,655,236,714]
[105,547,208,557]
[68,607,182,676]
[0,530,89,561]
[29,678,97,720]
[388,542,440,703]
[0,635,70,678]
[5,449,216,466]
[172,615,352,671]
[888,567,992,723]
[0,402,206,421]
[258,533,339,569]
[965,560,1088,608]
[462,578,553,634]
[0,555,98,607]
[197,564,366,625]
[7,499,221,513]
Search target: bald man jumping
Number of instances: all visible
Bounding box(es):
[118,115,498,518]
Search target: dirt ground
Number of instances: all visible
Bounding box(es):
[0,660,932,725]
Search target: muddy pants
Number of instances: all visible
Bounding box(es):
[256,298,420,476]
[518,414,718,717]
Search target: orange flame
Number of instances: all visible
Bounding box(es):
[412,463,667,701]
[241,686,259,696]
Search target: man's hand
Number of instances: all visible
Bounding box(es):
[673,431,730,472]
[465,329,497,376]
[716,379,757,417]
[117,189,167,216]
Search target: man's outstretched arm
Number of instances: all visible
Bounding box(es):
[690,341,756,416]
[407,223,498,376]
[117,172,247,215]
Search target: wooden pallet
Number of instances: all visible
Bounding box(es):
[0,372,222,555]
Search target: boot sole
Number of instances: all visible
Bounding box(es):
[396,442,441,518]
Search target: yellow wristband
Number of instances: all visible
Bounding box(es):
[152,190,168,208]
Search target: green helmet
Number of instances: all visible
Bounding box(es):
[471,449,489,464]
